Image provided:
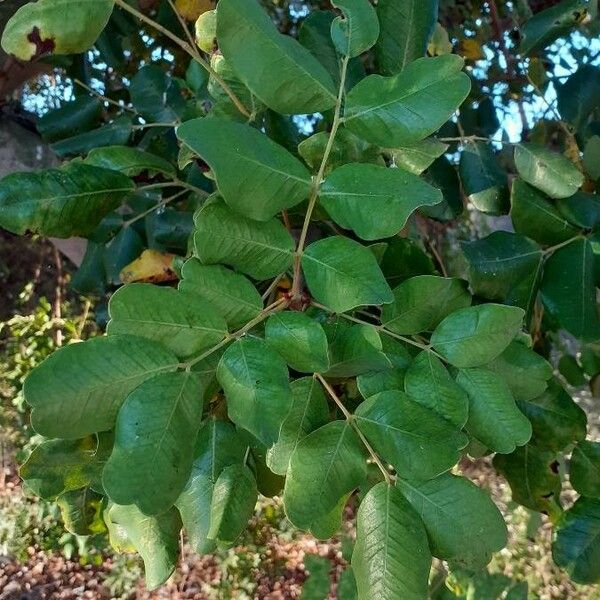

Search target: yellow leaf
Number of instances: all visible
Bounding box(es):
[175,0,214,22]
[119,250,178,284]
[459,38,484,61]
[428,24,453,56]
[195,9,217,53]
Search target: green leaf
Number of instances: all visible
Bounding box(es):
[457,368,532,454]
[58,488,105,536]
[553,497,600,584]
[284,420,367,534]
[103,226,144,286]
[107,503,181,590]
[352,482,431,600]
[570,441,600,498]
[24,335,179,439]
[177,118,311,221]
[0,163,133,238]
[381,275,471,335]
[217,337,292,446]
[459,141,509,215]
[494,444,562,517]
[514,144,584,199]
[265,312,330,373]
[431,304,524,368]
[488,341,552,402]
[558,354,587,386]
[357,369,405,399]
[267,377,330,476]
[519,0,590,55]
[556,192,600,230]
[50,117,132,158]
[320,163,442,240]
[324,320,389,378]
[584,135,600,181]
[344,55,471,147]
[217,0,336,114]
[298,11,346,85]
[330,0,379,58]
[387,138,448,175]
[175,418,247,554]
[301,555,333,600]
[102,372,204,515]
[1,0,114,60]
[20,436,108,499]
[510,179,579,246]
[380,237,436,287]
[422,154,464,220]
[397,473,507,569]
[516,378,587,452]
[462,231,543,314]
[194,200,294,280]
[355,390,467,480]
[129,65,185,123]
[302,236,393,313]
[178,259,262,329]
[84,146,176,178]
[107,284,227,358]
[540,238,600,340]
[404,351,469,428]
[557,65,600,132]
[208,464,257,545]
[37,96,101,143]
[298,129,383,175]
[374,0,438,74]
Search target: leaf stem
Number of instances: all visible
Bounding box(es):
[183,297,289,370]
[311,300,446,360]
[291,55,350,297]
[137,179,209,197]
[73,78,136,114]
[113,0,251,118]
[315,373,393,485]
[123,189,188,226]
[542,235,583,256]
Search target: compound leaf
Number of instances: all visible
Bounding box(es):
[355,390,468,481]
[177,118,311,221]
[457,368,532,454]
[102,372,204,516]
[107,284,227,358]
[302,236,393,313]
[344,55,470,147]
[320,163,442,240]
[217,0,336,114]
[381,275,471,335]
[0,163,133,238]
[24,336,179,439]
[284,420,367,534]
[194,201,294,280]
[352,482,431,600]
[217,337,292,446]
[397,473,507,569]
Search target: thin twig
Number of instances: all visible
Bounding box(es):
[292,55,350,297]
[124,188,189,226]
[315,373,393,485]
[113,0,251,118]
[310,300,446,359]
[166,0,199,56]
[73,78,136,114]
[184,297,289,369]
